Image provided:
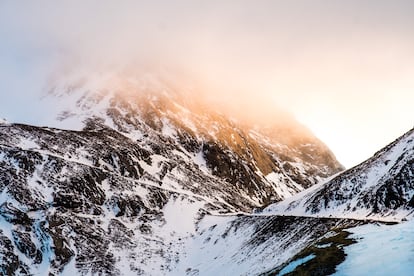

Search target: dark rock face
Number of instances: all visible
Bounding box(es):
[0,232,28,275]
[47,215,75,268]
[202,142,263,189]
[377,158,414,210]
[0,203,32,226]
[12,230,40,262]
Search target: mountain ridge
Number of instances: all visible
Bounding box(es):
[263,127,414,222]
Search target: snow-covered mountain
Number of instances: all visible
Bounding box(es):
[1,72,412,275]
[44,72,344,206]
[263,127,414,221]
[182,125,414,274]
[0,73,344,275]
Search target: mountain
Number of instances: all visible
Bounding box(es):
[0,73,344,275]
[263,127,414,221]
[1,72,412,275]
[45,72,343,207]
[177,127,414,275]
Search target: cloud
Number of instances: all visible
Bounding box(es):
[1,0,414,167]
[2,1,414,91]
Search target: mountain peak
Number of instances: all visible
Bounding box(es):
[0,71,348,275]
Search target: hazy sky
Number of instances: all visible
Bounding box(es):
[0,0,414,167]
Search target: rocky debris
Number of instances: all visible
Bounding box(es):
[0,231,30,276]
[0,203,32,226]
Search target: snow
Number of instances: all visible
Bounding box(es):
[32,218,54,275]
[0,210,14,244]
[161,118,177,137]
[61,258,78,276]
[120,128,144,142]
[358,130,413,191]
[170,214,316,276]
[18,137,40,150]
[139,154,167,175]
[265,172,302,199]
[192,150,209,174]
[314,243,332,248]
[278,254,315,276]
[335,220,414,275]
[162,197,204,235]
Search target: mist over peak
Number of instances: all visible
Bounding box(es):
[42,67,295,131]
[2,0,414,167]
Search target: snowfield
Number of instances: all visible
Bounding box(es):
[335,219,414,276]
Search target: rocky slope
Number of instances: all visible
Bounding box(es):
[0,74,344,275]
[263,127,414,221]
[45,73,343,206]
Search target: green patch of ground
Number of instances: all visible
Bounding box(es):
[271,229,357,276]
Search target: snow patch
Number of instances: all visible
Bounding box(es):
[278,254,315,276]
[162,197,204,235]
[161,118,177,137]
[18,138,39,150]
[335,220,414,275]
[193,150,209,174]
[266,172,302,199]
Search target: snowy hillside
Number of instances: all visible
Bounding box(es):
[0,73,345,275]
[263,127,414,221]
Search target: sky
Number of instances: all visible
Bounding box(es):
[0,0,414,168]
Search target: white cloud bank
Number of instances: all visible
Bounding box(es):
[1,0,414,167]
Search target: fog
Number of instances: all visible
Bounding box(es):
[1,0,414,167]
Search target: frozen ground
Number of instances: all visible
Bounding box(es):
[334,219,414,275]
[278,254,315,276]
